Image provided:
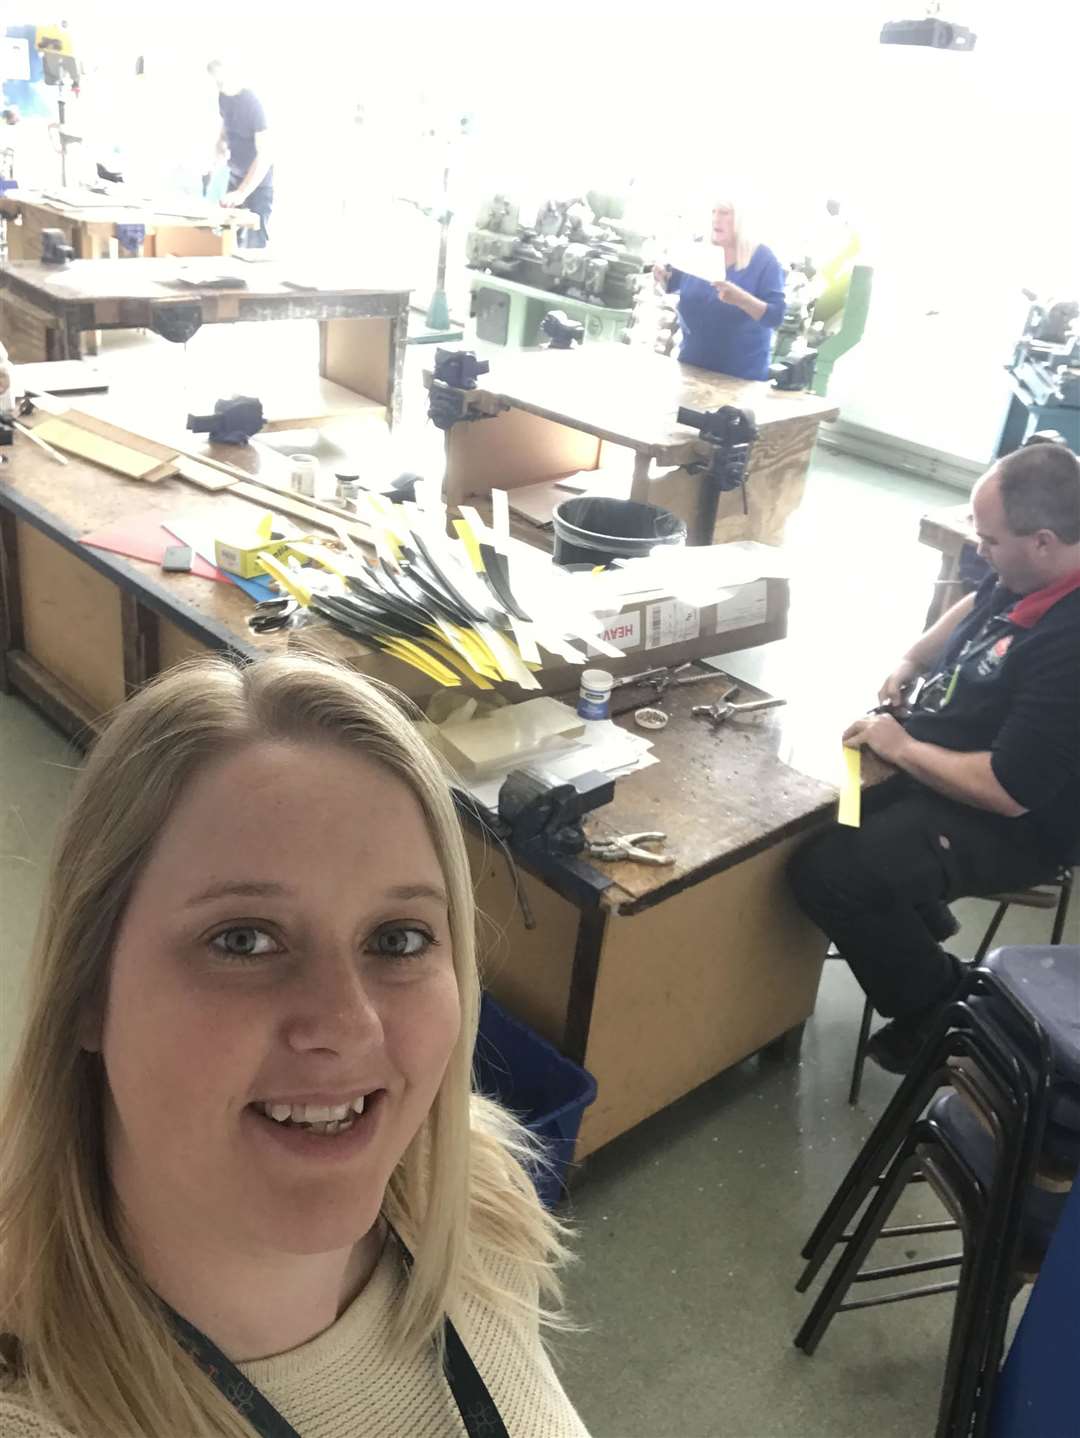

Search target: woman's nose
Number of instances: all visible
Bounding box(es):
[287,953,383,1048]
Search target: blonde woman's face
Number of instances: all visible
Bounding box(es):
[711,205,734,246]
[96,740,460,1260]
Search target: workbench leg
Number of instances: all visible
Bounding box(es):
[44,311,83,362]
[0,508,24,693]
[924,551,966,628]
[387,308,406,428]
[629,451,653,504]
[119,594,160,697]
[564,908,609,1067]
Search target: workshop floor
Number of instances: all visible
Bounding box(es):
[0,389,1067,1435]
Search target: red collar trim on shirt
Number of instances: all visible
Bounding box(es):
[1007,568,1080,629]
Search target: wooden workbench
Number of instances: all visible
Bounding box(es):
[429,345,839,546]
[0,259,410,424]
[467,687,890,1156]
[0,190,256,264]
[0,432,879,1158]
[0,192,257,359]
[920,502,977,626]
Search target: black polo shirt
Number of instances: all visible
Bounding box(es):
[904,569,1080,861]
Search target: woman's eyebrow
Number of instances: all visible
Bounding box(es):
[182,880,449,908]
[183,880,290,909]
[385,883,449,906]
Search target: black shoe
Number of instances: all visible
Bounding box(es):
[865,1014,933,1075]
[866,958,967,1076]
[916,901,961,942]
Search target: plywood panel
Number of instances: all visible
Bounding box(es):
[444,406,602,507]
[0,296,51,364]
[319,316,392,406]
[158,616,214,671]
[32,418,164,478]
[148,227,233,258]
[464,828,580,1049]
[576,830,827,1156]
[711,415,819,546]
[16,523,126,717]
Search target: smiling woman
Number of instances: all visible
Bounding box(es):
[0,657,588,1438]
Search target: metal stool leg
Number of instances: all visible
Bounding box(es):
[1050,869,1074,946]
[795,1140,923,1354]
[848,995,875,1106]
[974,902,1010,963]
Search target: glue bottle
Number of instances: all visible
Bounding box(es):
[0,343,16,421]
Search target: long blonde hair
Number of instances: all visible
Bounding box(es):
[0,656,569,1437]
[715,196,759,272]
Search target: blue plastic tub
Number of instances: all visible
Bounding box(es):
[474,994,598,1209]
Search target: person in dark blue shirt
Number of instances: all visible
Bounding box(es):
[789,444,1080,1076]
[654,201,786,380]
[208,59,274,249]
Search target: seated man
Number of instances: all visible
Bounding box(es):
[789,444,1080,1073]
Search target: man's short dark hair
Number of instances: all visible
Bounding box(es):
[996,444,1080,544]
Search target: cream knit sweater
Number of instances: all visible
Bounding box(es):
[0,1243,589,1437]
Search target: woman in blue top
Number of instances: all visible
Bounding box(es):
[654,200,786,381]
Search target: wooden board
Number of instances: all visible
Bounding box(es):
[32,418,167,479]
[16,521,126,716]
[920,503,972,557]
[430,345,840,464]
[444,405,602,507]
[15,360,108,395]
[576,831,826,1156]
[158,616,214,670]
[72,376,386,446]
[0,192,255,234]
[645,415,819,548]
[175,456,237,492]
[319,316,393,407]
[709,413,820,545]
[0,258,407,307]
[0,295,52,364]
[146,227,235,259]
[464,829,583,1049]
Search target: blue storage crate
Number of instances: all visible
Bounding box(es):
[474,994,598,1209]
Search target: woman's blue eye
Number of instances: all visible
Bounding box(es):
[210,927,278,960]
[372,926,435,961]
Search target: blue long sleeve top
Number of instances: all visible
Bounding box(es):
[667,244,786,380]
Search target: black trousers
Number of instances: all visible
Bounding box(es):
[788,779,1057,1019]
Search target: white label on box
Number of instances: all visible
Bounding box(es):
[2,39,31,82]
[644,600,701,651]
[712,579,769,634]
[597,611,641,650]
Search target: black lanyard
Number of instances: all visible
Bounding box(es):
[159,1231,509,1438]
[916,612,1012,713]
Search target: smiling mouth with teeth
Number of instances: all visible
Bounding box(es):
[252,1094,371,1137]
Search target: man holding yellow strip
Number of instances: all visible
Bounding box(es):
[789,445,1080,1076]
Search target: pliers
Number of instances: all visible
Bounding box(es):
[585,831,675,866]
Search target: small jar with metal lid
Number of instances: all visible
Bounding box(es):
[578,669,613,721]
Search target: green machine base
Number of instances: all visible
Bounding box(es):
[470,273,631,348]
